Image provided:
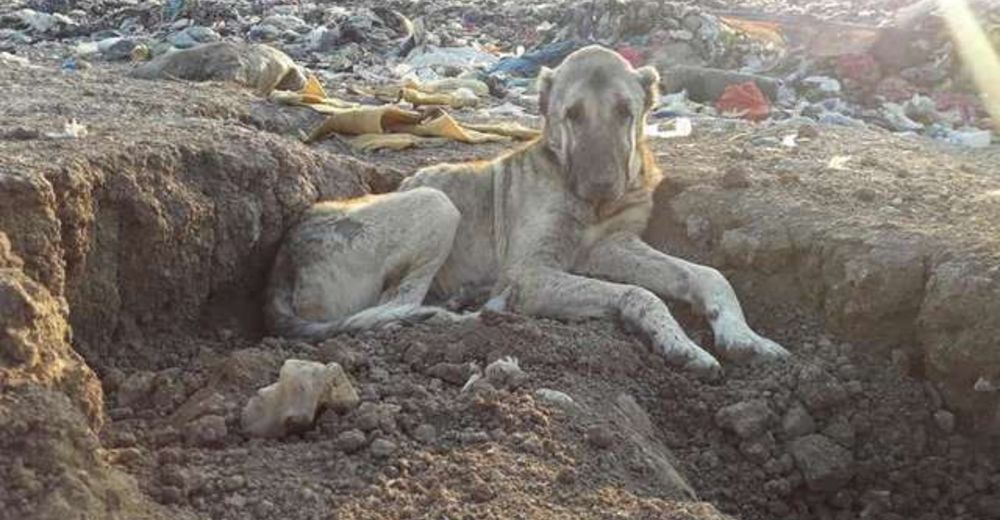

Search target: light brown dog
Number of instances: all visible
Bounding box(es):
[265,45,789,378]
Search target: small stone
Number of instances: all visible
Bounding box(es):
[168,26,220,49]
[797,123,820,139]
[102,38,140,61]
[112,430,138,448]
[796,365,847,411]
[823,415,856,447]
[764,478,792,497]
[403,341,430,367]
[715,399,775,439]
[425,362,476,385]
[118,371,155,407]
[336,429,368,454]
[221,475,246,492]
[369,438,397,458]
[740,433,775,463]
[468,477,495,503]
[413,424,437,444]
[586,424,615,449]
[721,165,751,189]
[483,356,527,390]
[249,24,280,42]
[556,468,577,485]
[534,388,575,410]
[854,187,878,202]
[933,410,955,434]
[184,414,228,447]
[789,434,854,492]
[158,485,184,504]
[782,403,816,438]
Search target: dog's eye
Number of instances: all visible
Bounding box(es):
[565,103,584,122]
[615,100,632,120]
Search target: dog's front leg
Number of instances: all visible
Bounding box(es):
[580,233,790,362]
[508,266,721,379]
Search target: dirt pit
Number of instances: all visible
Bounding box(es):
[2,63,1000,520]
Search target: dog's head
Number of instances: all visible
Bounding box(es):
[539,45,659,205]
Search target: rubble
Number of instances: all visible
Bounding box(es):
[241,359,359,438]
[0,0,993,146]
[789,434,855,492]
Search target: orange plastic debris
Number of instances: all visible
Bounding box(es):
[716,81,770,121]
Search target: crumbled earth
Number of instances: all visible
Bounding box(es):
[3,31,1000,520]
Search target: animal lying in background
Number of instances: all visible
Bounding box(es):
[265,45,789,378]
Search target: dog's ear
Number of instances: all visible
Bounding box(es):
[538,66,555,115]
[635,66,660,111]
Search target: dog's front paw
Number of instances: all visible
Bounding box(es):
[713,314,790,362]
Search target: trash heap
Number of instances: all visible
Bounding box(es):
[0,0,997,147]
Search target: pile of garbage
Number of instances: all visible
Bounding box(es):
[1,0,997,147]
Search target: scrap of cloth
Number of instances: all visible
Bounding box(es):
[272,75,540,150]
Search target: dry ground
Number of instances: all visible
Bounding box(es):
[2,59,1000,520]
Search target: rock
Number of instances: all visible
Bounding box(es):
[855,187,878,202]
[101,37,141,61]
[586,424,615,449]
[796,365,847,412]
[782,403,816,438]
[353,402,400,432]
[168,26,220,49]
[483,356,528,390]
[402,341,430,367]
[740,432,775,463]
[118,371,156,408]
[789,434,854,492]
[534,388,575,410]
[184,414,227,447]
[715,399,776,439]
[241,360,359,438]
[369,438,397,458]
[249,24,281,42]
[336,429,368,453]
[822,414,856,447]
[933,410,956,434]
[426,362,477,385]
[413,424,437,444]
[797,124,820,139]
[721,165,751,189]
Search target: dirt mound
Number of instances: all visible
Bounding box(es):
[98,314,999,520]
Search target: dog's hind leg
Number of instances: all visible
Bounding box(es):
[269,187,464,337]
[579,233,790,362]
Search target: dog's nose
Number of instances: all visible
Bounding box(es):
[584,181,618,202]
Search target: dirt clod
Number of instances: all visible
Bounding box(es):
[789,434,855,492]
[715,399,776,439]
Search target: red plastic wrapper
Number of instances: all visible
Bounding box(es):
[716,81,770,121]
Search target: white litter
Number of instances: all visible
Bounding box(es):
[647,117,693,139]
